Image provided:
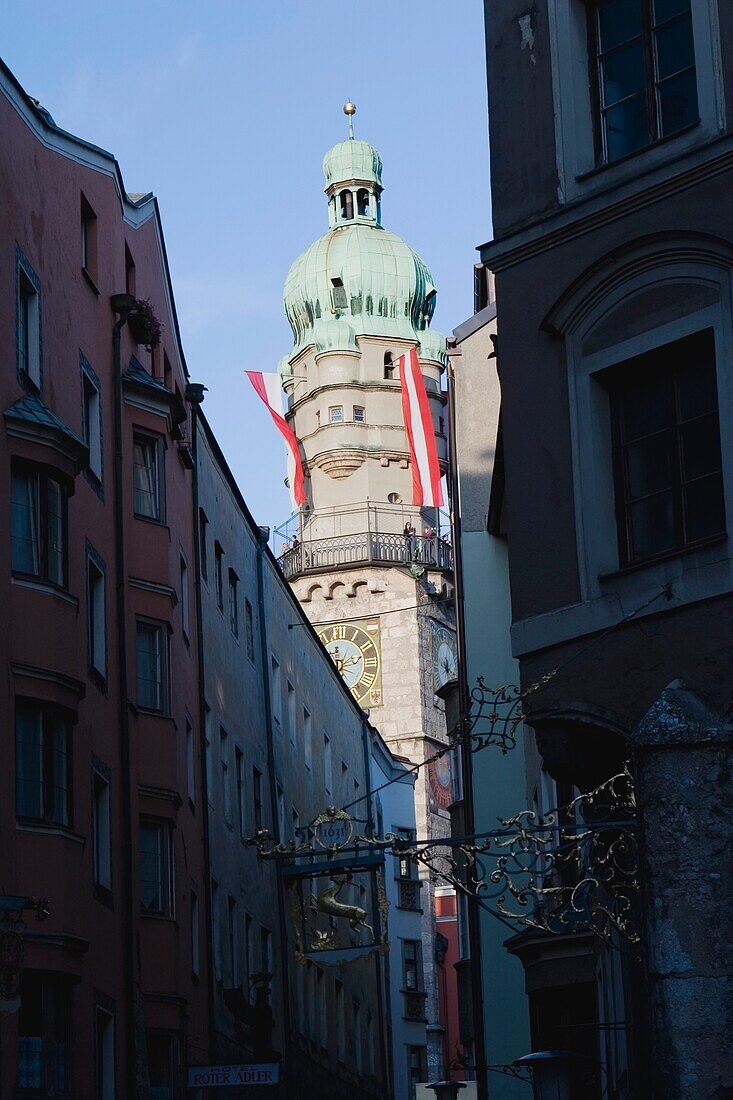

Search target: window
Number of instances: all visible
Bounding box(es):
[87,550,107,678]
[198,509,208,582]
[133,433,164,521]
[607,330,724,565]
[17,255,41,388]
[407,1045,427,1091]
[328,406,343,423]
[286,681,296,746]
[228,569,238,636]
[353,405,366,423]
[270,656,281,725]
[81,192,98,283]
[214,542,224,610]
[124,243,136,297]
[228,896,238,985]
[439,415,445,435]
[402,940,422,991]
[245,598,255,661]
[11,463,67,586]
[139,820,173,915]
[303,708,312,769]
[186,716,195,804]
[179,553,190,640]
[146,1032,177,1100]
[590,0,698,164]
[235,747,245,837]
[15,700,71,826]
[387,492,402,504]
[135,621,169,713]
[458,892,470,961]
[340,190,354,220]
[357,188,370,217]
[253,767,263,831]
[18,973,71,1095]
[324,733,332,794]
[82,359,103,482]
[384,352,395,379]
[335,980,345,1061]
[93,767,112,893]
[95,1001,115,1100]
[220,727,231,825]
[190,887,200,976]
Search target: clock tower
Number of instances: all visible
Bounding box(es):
[276,111,456,1082]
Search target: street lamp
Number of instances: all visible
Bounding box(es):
[514,1051,588,1100]
[425,1082,466,1100]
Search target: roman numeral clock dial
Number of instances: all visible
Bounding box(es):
[316,618,383,707]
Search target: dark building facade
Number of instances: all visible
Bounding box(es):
[476,2,733,1098]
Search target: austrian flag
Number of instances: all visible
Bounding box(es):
[398,347,444,507]
[245,371,306,507]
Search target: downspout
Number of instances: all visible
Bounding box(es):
[361,719,392,1100]
[186,389,216,1061]
[446,346,488,1100]
[110,296,141,1097]
[255,530,292,1098]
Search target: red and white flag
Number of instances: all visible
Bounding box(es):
[398,347,444,507]
[245,371,306,507]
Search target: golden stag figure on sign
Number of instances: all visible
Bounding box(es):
[312,874,374,943]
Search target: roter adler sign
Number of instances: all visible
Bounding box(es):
[187,1064,279,1088]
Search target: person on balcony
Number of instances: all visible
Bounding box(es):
[403,521,415,562]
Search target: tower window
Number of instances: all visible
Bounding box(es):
[328,406,343,424]
[340,190,354,220]
[331,277,348,311]
[353,406,365,423]
[388,492,402,504]
[384,353,395,379]
[357,188,370,217]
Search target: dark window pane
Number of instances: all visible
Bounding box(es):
[676,352,717,419]
[18,974,43,1088]
[599,0,643,51]
[658,67,699,134]
[11,470,39,575]
[136,625,162,710]
[654,0,691,24]
[46,478,65,586]
[683,474,726,542]
[620,374,673,439]
[680,414,722,481]
[133,439,159,518]
[49,715,70,826]
[16,704,42,819]
[624,435,673,498]
[601,40,646,106]
[140,823,163,912]
[604,95,649,160]
[655,13,695,79]
[629,493,676,558]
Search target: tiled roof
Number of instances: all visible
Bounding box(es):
[4,392,84,445]
[123,357,172,394]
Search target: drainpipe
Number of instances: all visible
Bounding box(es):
[186,387,217,1062]
[110,293,141,1097]
[361,717,393,1099]
[446,346,488,1100]
[255,529,292,1098]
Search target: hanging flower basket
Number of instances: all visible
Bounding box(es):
[129,298,163,351]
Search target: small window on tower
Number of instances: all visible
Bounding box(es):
[328,406,343,424]
[357,189,370,217]
[388,493,402,504]
[353,406,365,424]
[340,190,354,220]
[384,353,395,380]
[331,278,348,311]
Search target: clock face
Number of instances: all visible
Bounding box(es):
[317,619,382,706]
[431,621,458,692]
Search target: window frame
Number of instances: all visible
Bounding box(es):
[214,541,224,611]
[228,568,239,637]
[328,405,344,424]
[11,461,69,589]
[245,598,255,661]
[132,431,165,523]
[81,355,103,488]
[353,405,366,423]
[179,551,190,642]
[18,971,72,1096]
[139,818,174,917]
[588,0,699,166]
[16,247,42,391]
[135,619,170,715]
[92,763,112,896]
[87,545,107,681]
[80,192,98,287]
[15,699,73,829]
[402,939,423,992]
[94,997,115,1100]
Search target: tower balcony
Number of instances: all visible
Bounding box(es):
[275,504,453,580]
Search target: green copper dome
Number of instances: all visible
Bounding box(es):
[283,136,443,365]
[322,139,383,190]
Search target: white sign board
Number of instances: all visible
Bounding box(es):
[187,1063,279,1088]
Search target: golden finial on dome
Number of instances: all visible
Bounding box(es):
[343,100,356,139]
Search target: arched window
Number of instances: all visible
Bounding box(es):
[384,352,394,380]
[387,492,402,504]
[340,191,354,220]
[357,189,370,217]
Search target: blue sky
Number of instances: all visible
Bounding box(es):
[5,1,491,528]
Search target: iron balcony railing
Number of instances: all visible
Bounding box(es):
[277,530,453,579]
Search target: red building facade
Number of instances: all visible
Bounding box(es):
[0,59,211,1096]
